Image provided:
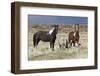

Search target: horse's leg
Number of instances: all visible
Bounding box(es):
[33,33,39,48]
[75,41,79,47]
[50,42,53,50]
[52,40,55,51]
[69,40,72,47]
[65,39,68,48]
[35,39,40,48]
[33,40,36,48]
[52,43,54,51]
[50,41,54,51]
[73,41,75,46]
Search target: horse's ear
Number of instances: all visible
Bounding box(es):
[55,24,59,28]
[52,24,58,27]
[75,24,79,31]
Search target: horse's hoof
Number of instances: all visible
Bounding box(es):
[79,43,81,46]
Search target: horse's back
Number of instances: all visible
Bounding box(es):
[34,31,51,42]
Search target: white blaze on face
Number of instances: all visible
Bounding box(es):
[48,27,55,35]
[73,32,76,37]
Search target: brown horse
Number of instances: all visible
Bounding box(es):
[68,24,80,47]
[68,31,79,47]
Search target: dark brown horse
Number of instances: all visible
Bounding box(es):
[68,24,80,47]
[33,24,58,51]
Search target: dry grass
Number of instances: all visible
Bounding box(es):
[28,25,88,61]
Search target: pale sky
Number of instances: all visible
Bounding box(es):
[28,15,88,26]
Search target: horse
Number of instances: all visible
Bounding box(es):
[58,39,66,49]
[68,30,80,47]
[58,38,68,49]
[33,24,58,51]
[68,24,80,47]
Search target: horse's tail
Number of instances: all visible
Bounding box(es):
[33,33,36,48]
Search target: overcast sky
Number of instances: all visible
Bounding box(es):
[28,15,88,26]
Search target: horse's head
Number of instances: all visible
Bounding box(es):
[75,30,79,36]
[53,24,59,34]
